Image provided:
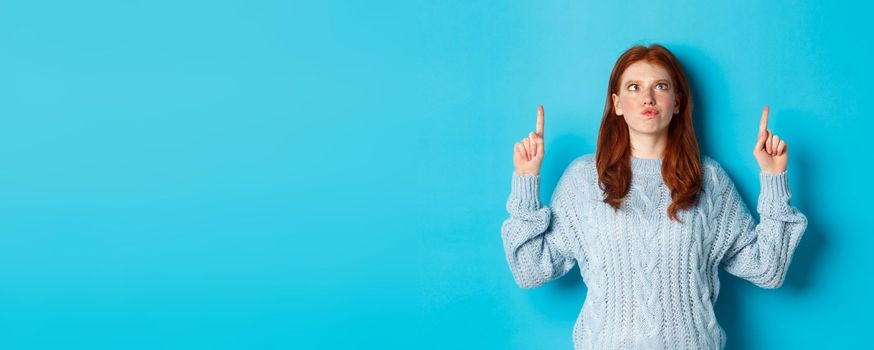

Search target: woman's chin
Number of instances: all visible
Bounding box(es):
[629,125,669,135]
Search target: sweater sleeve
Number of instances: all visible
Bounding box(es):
[500,168,580,289]
[717,170,808,289]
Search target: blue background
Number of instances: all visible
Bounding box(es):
[0,0,868,349]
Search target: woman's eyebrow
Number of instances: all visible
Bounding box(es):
[624,79,671,84]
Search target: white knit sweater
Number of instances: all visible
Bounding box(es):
[500,154,808,349]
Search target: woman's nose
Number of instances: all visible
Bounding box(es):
[643,93,655,105]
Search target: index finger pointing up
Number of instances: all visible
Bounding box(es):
[759,105,770,133]
[536,104,545,136]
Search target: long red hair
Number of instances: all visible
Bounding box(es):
[595,44,701,223]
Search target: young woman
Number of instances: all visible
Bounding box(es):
[500,44,808,349]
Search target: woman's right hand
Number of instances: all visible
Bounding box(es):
[513,105,545,176]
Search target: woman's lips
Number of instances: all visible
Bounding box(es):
[642,108,659,117]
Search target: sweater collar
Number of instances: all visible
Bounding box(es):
[631,155,662,175]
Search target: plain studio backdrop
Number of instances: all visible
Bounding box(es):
[0,0,868,349]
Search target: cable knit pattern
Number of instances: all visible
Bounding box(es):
[500,153,808,350]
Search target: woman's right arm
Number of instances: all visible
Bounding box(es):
[501,105,579,289]
[501,170,579,289]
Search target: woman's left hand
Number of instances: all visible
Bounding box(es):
[753,106,788,174]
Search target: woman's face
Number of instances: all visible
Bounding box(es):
[611,60,680,136]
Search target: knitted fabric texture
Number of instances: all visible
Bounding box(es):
[500,154,808,350]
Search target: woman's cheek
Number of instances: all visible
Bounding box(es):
[621,96,635,112]
[658,93,675,109]
[657,91,672,101]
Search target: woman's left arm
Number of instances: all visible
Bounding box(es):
[717,171,808,289]
[719,105,809,288]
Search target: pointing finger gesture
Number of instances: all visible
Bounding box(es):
[753,105,789,174]
[513,105,546,176]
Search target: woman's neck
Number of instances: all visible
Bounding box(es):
[629,130,667,159]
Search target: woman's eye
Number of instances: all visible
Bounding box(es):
[656,83,669,90]
[628,84,638,91]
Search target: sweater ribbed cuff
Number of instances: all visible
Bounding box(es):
[510,172,541,212]
[760,171,791,200]
[758,170,792,215]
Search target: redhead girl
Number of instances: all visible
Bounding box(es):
[501,44,807,349]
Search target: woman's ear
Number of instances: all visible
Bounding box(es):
[612,93,623,116]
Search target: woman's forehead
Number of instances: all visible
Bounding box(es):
[621,61,672,82]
